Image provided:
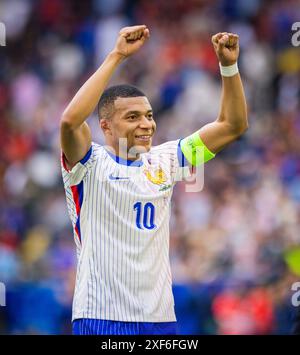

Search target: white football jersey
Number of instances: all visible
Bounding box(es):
[61,140,189,322]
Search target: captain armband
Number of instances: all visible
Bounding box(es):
[180,131,216,166]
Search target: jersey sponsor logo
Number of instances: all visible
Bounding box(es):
[108,173,130,181]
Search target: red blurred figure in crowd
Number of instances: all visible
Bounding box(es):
[212,285,274,335]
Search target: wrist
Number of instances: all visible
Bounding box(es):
[219,62,239,77]
[108,50,127,64]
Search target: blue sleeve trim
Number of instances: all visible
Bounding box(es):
[177,139,189,167]
[80,145,92,165]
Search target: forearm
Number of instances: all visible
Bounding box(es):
[62,51,125,127]
[218,72,248,133]
[194,32,248,155]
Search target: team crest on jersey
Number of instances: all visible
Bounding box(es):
[143,167,172,191]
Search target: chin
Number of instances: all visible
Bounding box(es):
[129,141,152,156]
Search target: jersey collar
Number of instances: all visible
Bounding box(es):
[105,148,143,167]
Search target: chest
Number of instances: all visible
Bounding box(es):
[100,161,173,199]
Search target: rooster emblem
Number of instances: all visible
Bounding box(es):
[143,167,167,185]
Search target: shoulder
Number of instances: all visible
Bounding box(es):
[86,141,107,162]
[147,139,189,170]
[61,141,106,184]
[91,141,105,155]
[145,139,182,169]
[149,139,180,155]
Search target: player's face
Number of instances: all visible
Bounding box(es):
[110,96,156,155]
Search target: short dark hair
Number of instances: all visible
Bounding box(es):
[98,84,146,120]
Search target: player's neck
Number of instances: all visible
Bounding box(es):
[105,144,141,162]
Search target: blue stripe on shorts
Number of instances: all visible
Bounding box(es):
[72,319,178,335]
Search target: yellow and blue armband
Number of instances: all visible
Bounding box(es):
[180,131,216,166]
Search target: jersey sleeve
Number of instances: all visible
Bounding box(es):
[61,142,98,187]
[180,130,216,166]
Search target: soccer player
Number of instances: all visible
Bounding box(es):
[60,25,248,335]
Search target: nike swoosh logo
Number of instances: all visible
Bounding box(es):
[108,173,130,181]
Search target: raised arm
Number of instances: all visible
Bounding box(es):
[198,32,248,154]
[60,25,150,168]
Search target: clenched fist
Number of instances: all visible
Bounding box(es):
[113,25,150,59]
[211,32,239,66]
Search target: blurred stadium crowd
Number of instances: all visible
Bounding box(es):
[0,0,300,334]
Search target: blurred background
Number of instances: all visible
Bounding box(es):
[0,0,300,334]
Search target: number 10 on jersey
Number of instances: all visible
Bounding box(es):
[134,202,156,230]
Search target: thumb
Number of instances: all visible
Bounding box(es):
[218,34,228,51]
[143,28,150,39]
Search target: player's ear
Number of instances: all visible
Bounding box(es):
[100,118,112,135]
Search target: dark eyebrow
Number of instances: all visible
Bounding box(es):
[124,109,153,116]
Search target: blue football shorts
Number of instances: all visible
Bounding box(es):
[72,318,178,335]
